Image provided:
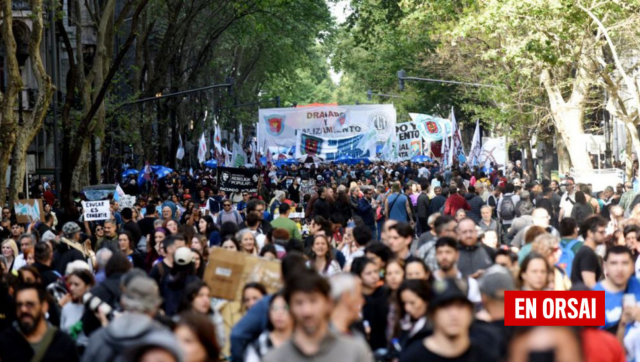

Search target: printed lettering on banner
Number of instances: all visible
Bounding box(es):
[258,104,396,153]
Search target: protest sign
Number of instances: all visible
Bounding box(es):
[13,199,45,223]
[258,104,396,153]
[217,167,260,193]
[81,200,111,221]
[204,248,282,301]
[118,195,136,210]
[396,121,422,160]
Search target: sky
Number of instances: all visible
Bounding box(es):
[328,0,351,84]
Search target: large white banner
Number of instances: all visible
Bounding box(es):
[396,121,422,160]
[295,132,376,162]
[258,104,396,153]
[477,137,506,170]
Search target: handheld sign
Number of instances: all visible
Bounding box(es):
[13,199,45,223]
[82,201,111,221]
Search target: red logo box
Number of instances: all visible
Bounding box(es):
[504,291,605,326]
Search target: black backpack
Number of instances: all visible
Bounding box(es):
[500,195,516,221]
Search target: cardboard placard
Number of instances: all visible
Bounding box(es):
[13,199,45,223]
[204,248,282,301]
[81,200,112,221]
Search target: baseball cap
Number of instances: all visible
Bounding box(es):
[174,247,193,266]
[479,265,515,299]
[430,278,472,309]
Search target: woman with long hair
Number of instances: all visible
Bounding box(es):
[146,227,167,270]
[236,229,258,256]
[518,253,552,291]
[191,248,206,279]
[334,186,353,224]
[1,239,18,271]
[164,219,180,235]
[175,312,220,362]
[384,259,405,341]
[178,280,226,351]
[191,234,209,264]
[395,279,431,351]
[571,191,594,225]
[307,234,341,276]
[118,231,145,269]
[199,215,221,247]
[60,269,95,351]
[244,292,293,362]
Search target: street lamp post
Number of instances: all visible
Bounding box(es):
[397,70,500,89]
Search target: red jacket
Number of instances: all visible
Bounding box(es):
[444,193,470,216]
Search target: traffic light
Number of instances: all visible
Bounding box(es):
[367,89,372,101]
[397,70,406,91]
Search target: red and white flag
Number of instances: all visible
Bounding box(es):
[197,133,207,164]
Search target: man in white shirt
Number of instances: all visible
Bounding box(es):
[418,164,430,179]
[11,233,37,272]
[432,237,481,303]
[559,177,576,221]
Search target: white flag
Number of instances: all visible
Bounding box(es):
[176,135,185,160]
[231,141,247,167]
[214,124,222,155]
[467,120,481,166]
[197,133,207,164]
[239,124,244,145]
[448,107,455,167]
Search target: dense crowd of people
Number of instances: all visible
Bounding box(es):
[1,157,640,361]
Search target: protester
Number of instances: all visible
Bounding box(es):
[263,268,371,362]
[351,256,389,352]
[0,284,79,362]
[399,278,493,361]
[82,275,182,362]
[571,216,607,287]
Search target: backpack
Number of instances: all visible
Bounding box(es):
[500,195,516,221]
[557,239,582,276]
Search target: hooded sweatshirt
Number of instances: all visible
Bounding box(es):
[82,312,182,362]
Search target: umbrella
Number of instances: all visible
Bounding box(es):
[154,166,173,179]
[121,169,139,179]
[411,155,433,163]
[204,159,218,168]
[335,155,355,164]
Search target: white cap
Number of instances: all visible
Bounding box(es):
[174,247,193,266]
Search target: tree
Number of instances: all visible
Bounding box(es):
[0,0,55,204]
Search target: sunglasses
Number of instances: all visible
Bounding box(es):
[224,204,231,207]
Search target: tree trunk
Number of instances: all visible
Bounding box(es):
[8,135,28,202]
[542,138,554,180]
[556,136,571,175]
[541,60,594,172]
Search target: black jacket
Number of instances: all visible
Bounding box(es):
[122,220,142,245]
[313,197,331,220]
[33,262,61,287]
[363,286,390,351]
[52,243,85,276]
[82,273,124,337]
[0,324,79,362]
